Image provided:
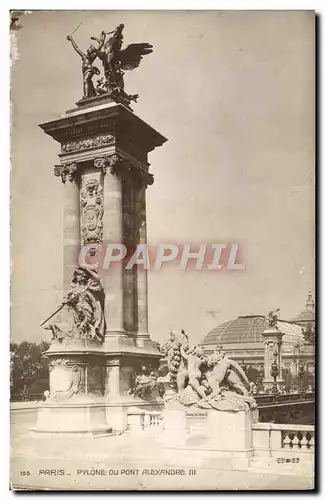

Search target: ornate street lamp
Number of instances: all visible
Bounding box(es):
[262,308,284,393]
[298,361,306,394]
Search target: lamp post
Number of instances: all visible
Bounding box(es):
[298,361,306,395]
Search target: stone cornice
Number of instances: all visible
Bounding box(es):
[39,103,167,153]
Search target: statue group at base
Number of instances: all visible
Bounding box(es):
[161,330,257,412]
[129,366,160,400]
[42,267,105,344]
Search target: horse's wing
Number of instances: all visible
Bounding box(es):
[118,43,153,70]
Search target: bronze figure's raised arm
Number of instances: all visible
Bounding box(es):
[66,30,106,98]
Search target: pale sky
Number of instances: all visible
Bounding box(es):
[11,10,315,345]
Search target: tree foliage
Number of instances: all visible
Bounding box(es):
[10,341,50,397]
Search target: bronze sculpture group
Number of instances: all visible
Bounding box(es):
[66,23,153,106]
[267,308,280,328]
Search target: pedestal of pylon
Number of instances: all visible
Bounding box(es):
[33,97,167,435]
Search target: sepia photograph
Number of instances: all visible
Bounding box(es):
[10,9,315,491]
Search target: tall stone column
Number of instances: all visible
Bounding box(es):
[100,157,125,336]
[136,185,150,344]
[54,163,80,291]
[262,326,284,384]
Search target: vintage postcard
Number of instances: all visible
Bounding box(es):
[10,10,315,491]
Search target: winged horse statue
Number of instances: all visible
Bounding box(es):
[91,23,153,105]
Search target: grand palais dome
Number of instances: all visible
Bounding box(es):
[202,315,303,348]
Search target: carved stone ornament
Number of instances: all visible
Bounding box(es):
[129,366,159,400]
[93,154,154,188]
[54,162,78,183]
[48,358,81,401]
[264,340,276,348]
[94,154,120,175]
[161,330,257,412]
[80,179,104,245]
[61,134,114,153]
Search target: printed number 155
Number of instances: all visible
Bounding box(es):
[20,471,30,476]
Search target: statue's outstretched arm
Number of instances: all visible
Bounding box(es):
[67,35,84,58]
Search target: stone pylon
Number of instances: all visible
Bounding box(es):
[262,326,284,387]
[33,96,167,435]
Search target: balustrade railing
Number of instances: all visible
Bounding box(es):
[252,422,315,458]
[127,410,163,433]
[282,429,315,450]
[144,411,163,429]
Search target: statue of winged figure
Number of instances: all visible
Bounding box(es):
[90,23,153,105]
[266,308,280,328]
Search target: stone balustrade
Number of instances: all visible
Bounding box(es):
[126,410,163,433]
[252,422,315,458]
[144,411,163,429]
[282,427,315,450]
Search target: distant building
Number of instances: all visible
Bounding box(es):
[201,292,315,378]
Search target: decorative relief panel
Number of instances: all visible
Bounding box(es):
[49,358,81,401]
[61,133,114,153]
[80,179,104,245]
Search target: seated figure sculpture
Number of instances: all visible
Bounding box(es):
[42,267,105,344]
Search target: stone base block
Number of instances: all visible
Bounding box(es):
[162,407,255,468]
[160,405,188,447]
[203,409,254,452]
[31,402,112,436]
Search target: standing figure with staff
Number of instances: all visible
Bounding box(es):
[66,23,106,98]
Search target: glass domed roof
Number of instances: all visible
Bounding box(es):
[202,315,303,346]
